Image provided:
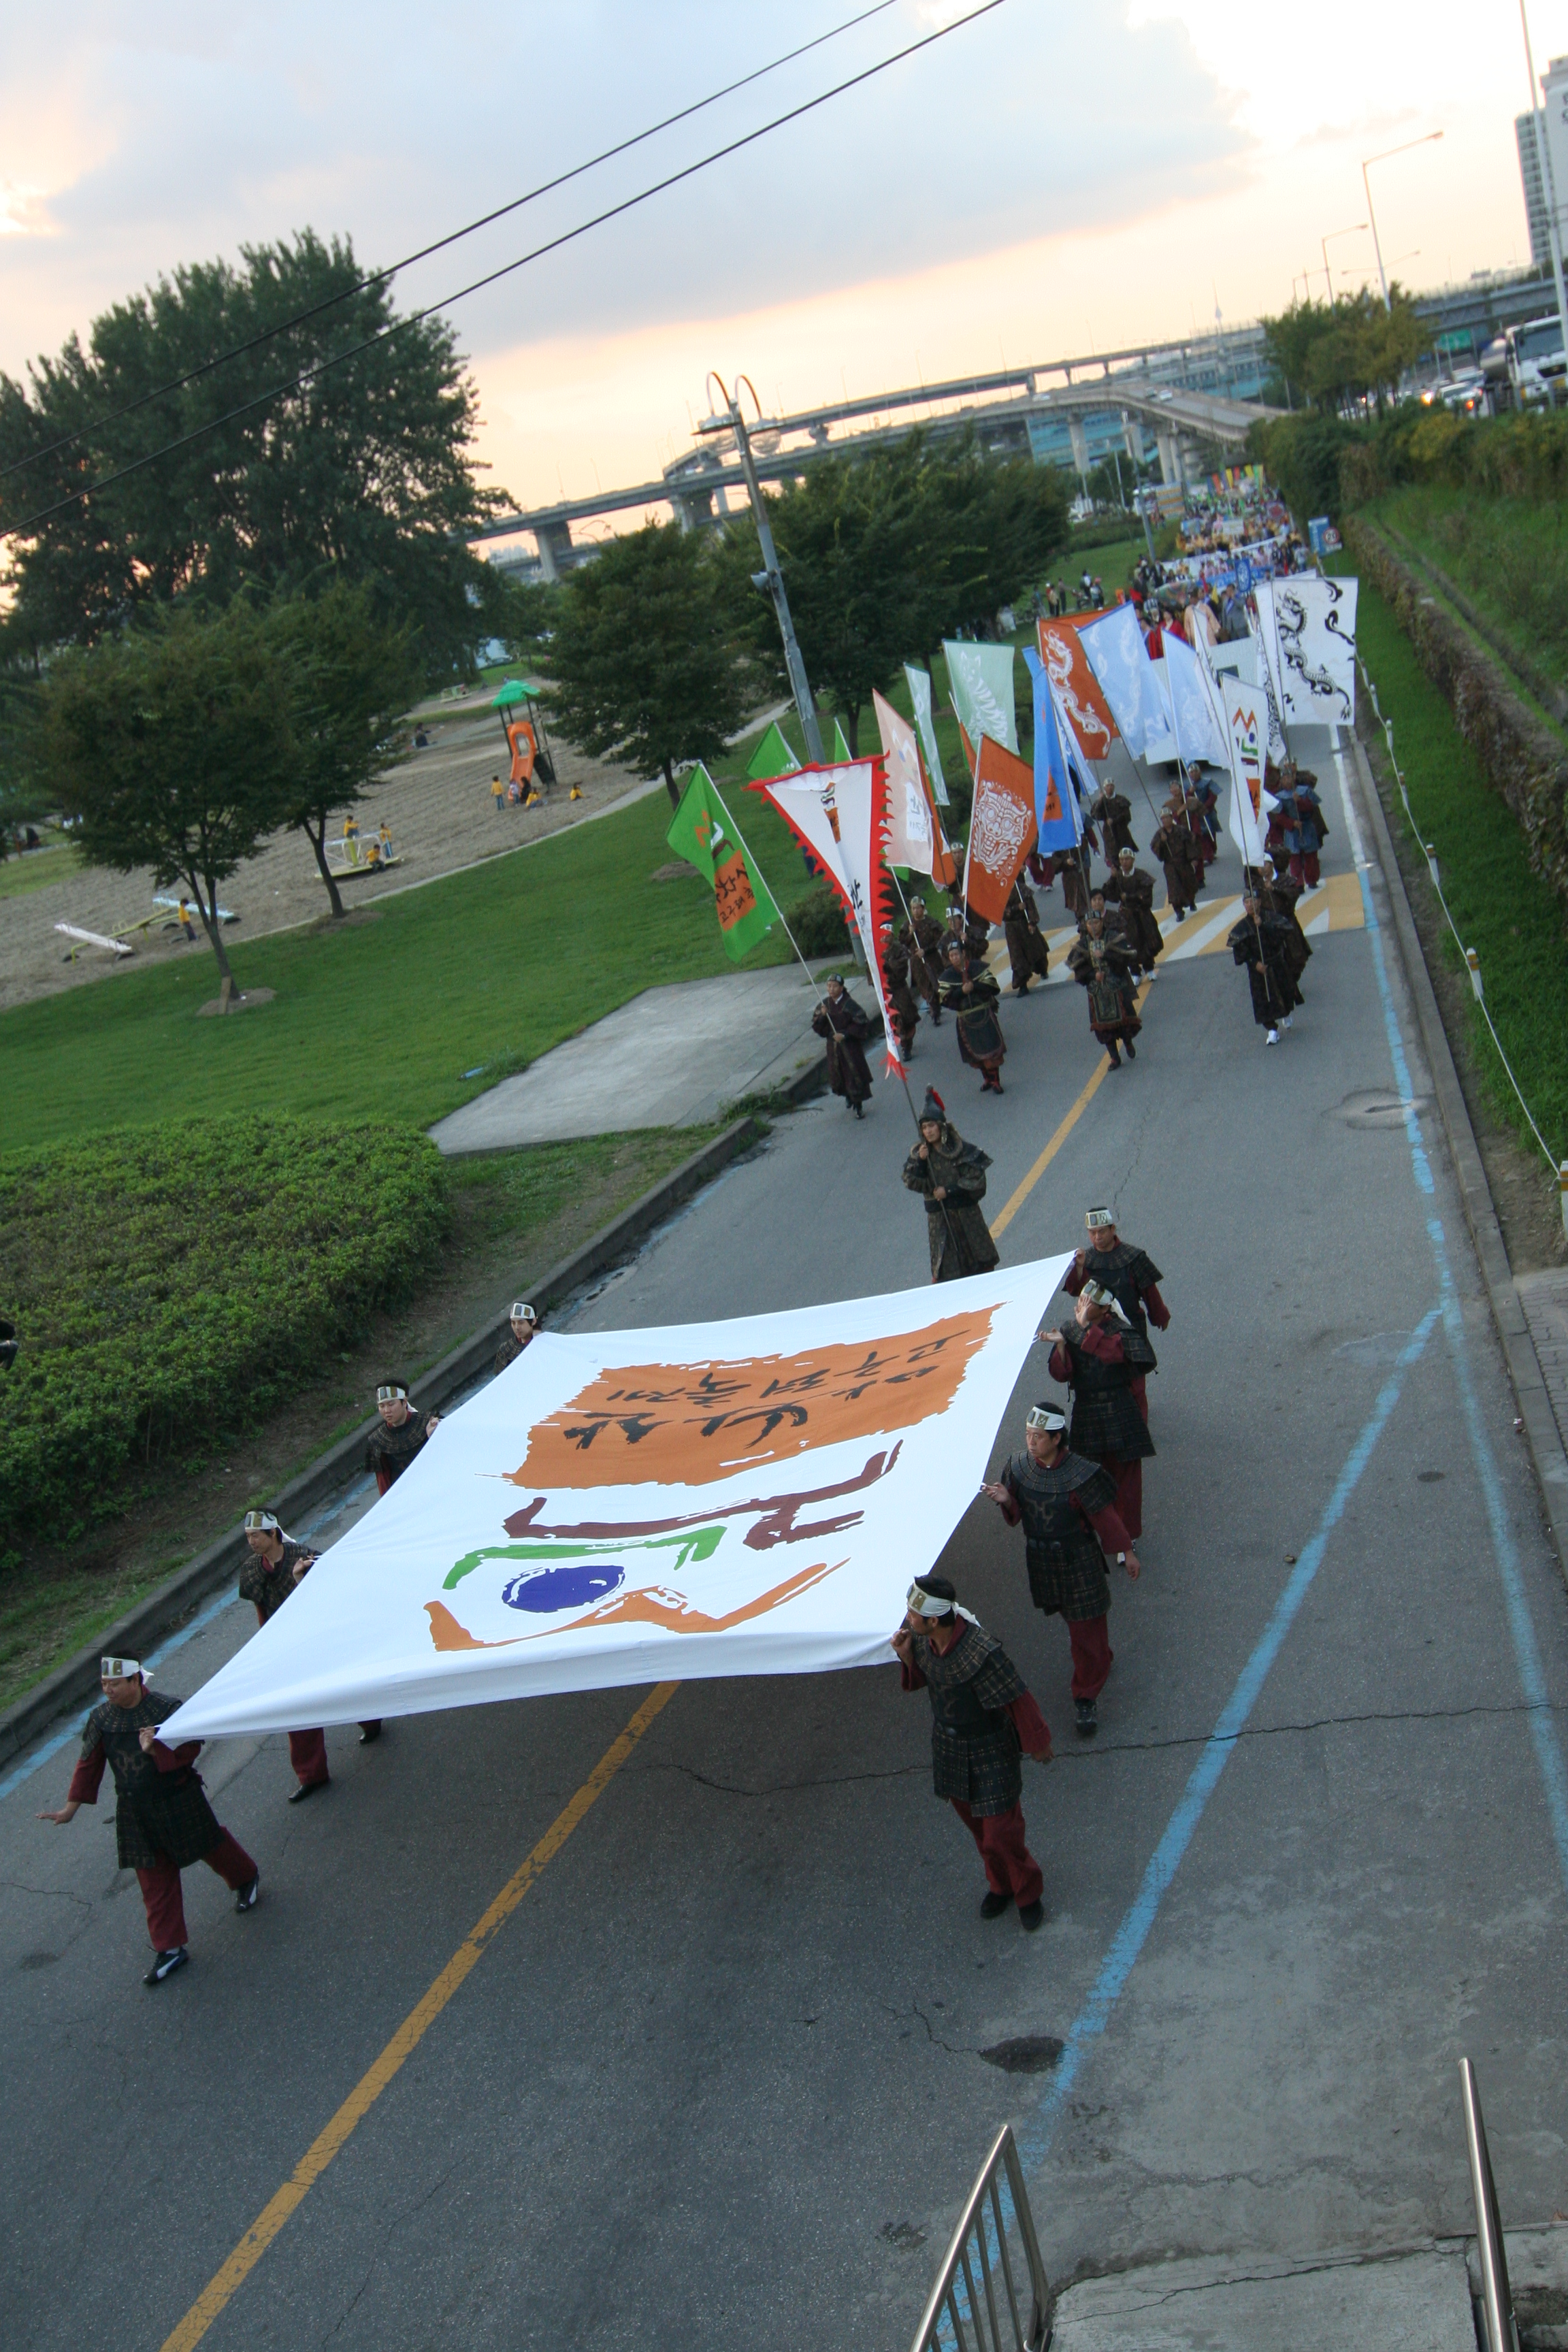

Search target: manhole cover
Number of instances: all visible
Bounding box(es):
[1336,1088,1431,1129]
[979,2035,1064,2074]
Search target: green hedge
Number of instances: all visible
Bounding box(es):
[0,1120,449,1550]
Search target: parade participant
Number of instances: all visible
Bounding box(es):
[1051,849,1090,924]
[940,941,1007,1094]
[1088,781,1137,858]
[982,1403,1141,1736]
[892,1573,1051,1927]
[1149,791,1203,920]
[883,934,921,1059]
[1277,765,1327,887]
[901,1088,998,1280]
[493,1301,540,1378]
[811,973,875,1117]
[941,894,990,963]
[1066,916,1141,1070]
[1102,849,1162,981]
[1185,764,1220,875]
[1062,1207,1169,1345]
[1041,1284,1157,1539]
[1254,855,1313,994]
[239,1512,328,1802]
[898,895,945,1026]
[1001,876,1051,995]
[363,1381,441,1745]
[38,1659,259,1986]
[1228,889,1301,1047]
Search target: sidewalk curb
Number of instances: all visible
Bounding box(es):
[1346,722,1568,1574]
[0,1115,764,1771]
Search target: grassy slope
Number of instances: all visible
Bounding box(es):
[1,787,807,1156]
[1369,485,1568,690]
[1346,566,1568,1162]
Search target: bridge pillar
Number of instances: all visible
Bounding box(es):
[534,519,575,583]
[1067,413,1090,480]
[1154,427,1181,487]
[1122,412,1145,464]
[672,487,717,532]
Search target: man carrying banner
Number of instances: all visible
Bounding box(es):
[493,1301,540,1379]
[982,1403,1141,1737]
[811,972,875,1117]
[1062,1207,1170,1348]
[898,894,945,1026]
[892,1574,1052,1928]
[882,934,920,1060]
[1101,848,1162,981]
[361,1379,441,1746]
[1275,763,1327,887]
[901,1087,998,1281]
[939,940,1007,1094]
[1228,889,1302,1046]
[37,1659,261,1986]
[1041,1284,1157,1540]
[1066,914,1141,1070]
[1001,875,1051,995]
[1149,788,1203,920]
[1088,781,1137,860]
[238,1511,329,1802]
[1257,855,1313,990]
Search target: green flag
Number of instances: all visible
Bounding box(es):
[666,766,779,962]
[746,721,800,783]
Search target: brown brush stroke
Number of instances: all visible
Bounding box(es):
[423,1559,844,1655]
[502,1445,902,1551]
[508,1313,993,1489]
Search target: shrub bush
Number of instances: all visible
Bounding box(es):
[0,1120,449,1548]
[787,884,855,958]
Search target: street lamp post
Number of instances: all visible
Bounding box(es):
[1518,0,1568,396]
[1361,131,1443,309]
[698,372,825,767]
[1321,224,1369,301]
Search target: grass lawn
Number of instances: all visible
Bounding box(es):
[0,838,82,902]
[1341,562,1568,1166]
[1,787,806,1156]
[1369,485,1568,696]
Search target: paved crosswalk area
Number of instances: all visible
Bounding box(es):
[983,870,1365,991]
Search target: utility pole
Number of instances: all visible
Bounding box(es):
[1362,130,1443,310]
[1518,1,1568,393]
[698,373,825,766]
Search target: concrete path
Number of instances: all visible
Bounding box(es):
[428,962,837,1151]
[4,723,1567,2352]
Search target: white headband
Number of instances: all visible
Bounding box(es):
[1026,1406,1066,1433]
[1080,1281,1130,1322]
[101,1656,150,1682]
[906,1584,979,1624]
[1085,1206,1115,1228]
[376,1384,408,1404]
[509,1303,538,1324]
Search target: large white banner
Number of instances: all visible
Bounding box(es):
[1260,576,1359,728]
[1077,604,1173,764]
[904,664,951,806]
[872,689,936,877]
[158,1264,1071,1740]
[1160,628,1228,768]
[945,640,1019,756]
[1222,680,1271,866]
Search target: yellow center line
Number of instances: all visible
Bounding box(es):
[991,981,1153,1239]
[160,1680,680,2352]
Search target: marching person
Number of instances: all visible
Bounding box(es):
[239,1510,328,1802]
[1228,889,1302,1047]
[901,1087,999,1281]
[1149,789,1203,920]
[1255,854,1313,994]
[1277,763,1327,887]
[1063,1207,1170,1348]
[811,972,875,1118]
[982,1403,1141,1737]
[493,1301,540,1377]
[1066,914,1141,1071]
[1041,1282,1157,1541]
[1088,780,1137,859]
[38,1658,260,1987]
[1185,763,1220,877]
[892,1573,1052,1929]
[898,895,945,1026]
[1002,875,1051,996]
[1101,847,1163,981]
[1050,847,1091,925]
[362,1379,441,1746]
[940,939,1007,1095]
[883,933,921,1060]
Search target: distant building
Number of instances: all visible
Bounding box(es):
[1517,112,1550,269]
[1520,57,1568,271]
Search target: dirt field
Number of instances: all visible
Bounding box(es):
[0,695,647,1012]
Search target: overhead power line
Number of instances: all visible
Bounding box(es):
[0,0,903,487]
[2,0,1008,543]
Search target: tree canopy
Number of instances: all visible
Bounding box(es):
[269,583,421,916]
[0,231,509,681]
[1262,289,1431,415]
[546,521,749,807]
[40,601,296,987]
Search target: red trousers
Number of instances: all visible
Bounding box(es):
[1289,851,1320,887]
[289,1729,329,1787]
[1102,1455,1143,1539]
[135,1829,257,1950]
[1067,1614,1114,1700]
[951,1799,1043,1907]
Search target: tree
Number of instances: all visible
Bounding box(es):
[39,602,295,990]
[268,583,421,916]
[546,522,749,808]
[0,231,509,680]
[1262,289,1430,415]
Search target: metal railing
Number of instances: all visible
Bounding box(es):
[909,2125,1049,2352]
[1461,2057,1521,2352]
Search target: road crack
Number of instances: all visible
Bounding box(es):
[1056,1697,1562,1759]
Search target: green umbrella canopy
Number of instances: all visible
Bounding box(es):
[492,679,544,708]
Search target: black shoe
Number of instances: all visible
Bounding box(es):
[1017,1899,1045,1933]
[233,1874,260,1914]
[1106,1050,1122,1069]
[853,1100,864,1119]
[979,1890,1013,1920]
[359,1722,382,1744]
[1124,1039,1136,1060]
[288,1777,327,1804]
[1075,1697,1098,1738]
[144,1946,189,1987]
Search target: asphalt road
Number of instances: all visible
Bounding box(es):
[5,724,1567,2351]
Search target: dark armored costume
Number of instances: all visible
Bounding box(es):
[898,906,945,1022]
[883,937,920,1058]
[939,957,1006,1091]
[1088,785,1137,857]
[67,1688,257,1955]
[996,1449,1134,1700]
[1002,879,1051,994]
[238,1539,328,1794]
[365,1410,431,1496]
[811,986,874,1112]
[1067,934,1141,1066]
[901,1120,999,1281]
[1228,908,1303,1032]
[1062,1240,1169,1343]
[899,1618,1049,1909]
[1047,1321,1157,1537]
[1101,863,1162,976]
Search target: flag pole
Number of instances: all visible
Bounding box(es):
[706,777,828,1010]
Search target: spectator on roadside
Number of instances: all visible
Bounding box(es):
[491,774,506,815]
